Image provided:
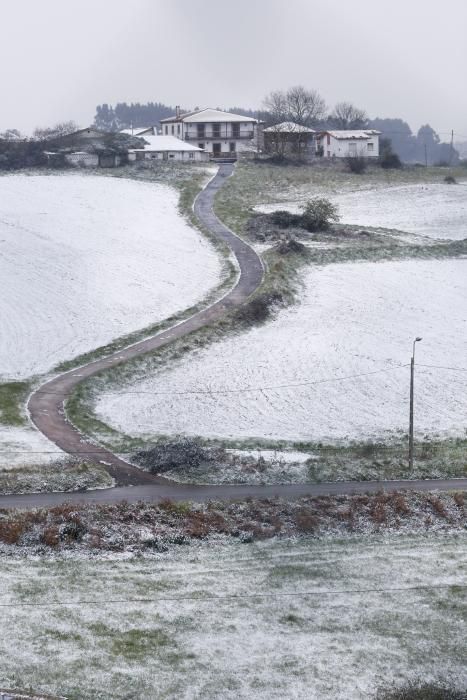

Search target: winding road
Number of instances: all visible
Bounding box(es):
[1,163,465,510]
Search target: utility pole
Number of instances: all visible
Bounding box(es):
[449,129,454,165]
[424,144,428,168]
[409,337,422,470]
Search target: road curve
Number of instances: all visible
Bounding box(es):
[1,162,461,512]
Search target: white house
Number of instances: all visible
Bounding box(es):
[316,130,381,158]
[160,107,260,159]
[128,134,209,162]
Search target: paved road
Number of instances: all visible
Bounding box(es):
[26,163,263,488]
[1,163,462,512]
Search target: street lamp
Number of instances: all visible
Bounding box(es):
[409,337,422,470]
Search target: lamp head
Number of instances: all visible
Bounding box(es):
[415,337,422,342]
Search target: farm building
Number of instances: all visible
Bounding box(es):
[128,134,208,162]
[44,151,122,168]
[160,107,260,160]
[316,130,381,158]
[120,126,158,137]
[263,121,315,155]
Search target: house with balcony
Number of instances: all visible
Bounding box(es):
[315,130,381,158]
[160,107,260,160]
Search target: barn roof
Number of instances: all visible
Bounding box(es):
[264,121,315,134]
[319,129,381,140]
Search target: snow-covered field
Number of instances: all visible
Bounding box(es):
[258,182,467,239]
[98,259,467,444]
[0,535,465,699]
[0,174,222,379]
[0,425,61,467]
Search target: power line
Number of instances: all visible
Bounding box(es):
[0,583,464,609]
[33,364,410,398]
[417,364,467,373]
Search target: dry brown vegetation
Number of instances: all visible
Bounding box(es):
[0,490,464,553]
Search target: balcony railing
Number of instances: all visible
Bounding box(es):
[209,152,237,160]
[185,132,254,140]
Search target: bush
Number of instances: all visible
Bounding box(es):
[132,437,221,474]
[444,175,457,184]
[345,155,368,174]
[275,237,306,255]
[236,291,283,324]
[271,210,302,228]
[300,197,340,232]
[381,152,402,169]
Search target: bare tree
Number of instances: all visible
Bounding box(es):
[330,102,367,129]
[33,121,80,141]
[263,90,289,126]
[0,129,23,141]
[286,85,327,126]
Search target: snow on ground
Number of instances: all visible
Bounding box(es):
[257,182,467,239]
[97,259,467,444]
[0,535,465,699]
[0,174,222,379]
[0,425,62,467]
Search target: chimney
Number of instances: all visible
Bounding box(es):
[175,105,180,119]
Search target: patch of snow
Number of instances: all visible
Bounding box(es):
[0,426,62,467]
[97,258,467,443]
[0,535,465,699]
[257,183,467,239]
[0,174,222,379]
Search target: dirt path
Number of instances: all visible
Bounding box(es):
[1,162,461,511]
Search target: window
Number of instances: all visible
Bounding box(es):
[367,142,374,152]
[326,134,330,145]
[164,125,168,135]
[177,124,180,135]
[212,123,221,137]
[189,152,194,159]
[229,142,235,153]
[197,124,205,138]
[198,143,205,150]
[232,123,240,138]
[171,125,174,135]
[169,154,175,158]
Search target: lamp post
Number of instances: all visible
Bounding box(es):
[409,337,422,470]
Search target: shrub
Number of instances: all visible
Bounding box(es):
[132,437,221,474]
[300,197,340,232]
[271,210,302,228]
[444,175,457,184]
[345,155,368,174]
[381,152,402,169]
[236,291,283,324]
[275,237,306,255]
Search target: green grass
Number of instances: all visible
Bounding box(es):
[0,381,30,426]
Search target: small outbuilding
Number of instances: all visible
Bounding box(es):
[128,135,208,162]
[315,130,381,158]
[263,121,316,156]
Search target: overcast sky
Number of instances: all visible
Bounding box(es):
[1,0,466,140]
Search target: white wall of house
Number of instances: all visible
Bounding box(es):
[128,150,208,162]
[318,133,380,158]
[65,152,99,167]
[161,121,258,155]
